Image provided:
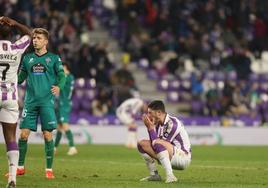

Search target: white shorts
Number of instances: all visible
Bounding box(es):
[0,100,19,124]
[116,107,134,125]
[171,147,191,170]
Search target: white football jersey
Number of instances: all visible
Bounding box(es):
[118,98,144,115]
[0,35,31,84]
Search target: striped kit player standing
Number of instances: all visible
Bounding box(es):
[0,16,31,188]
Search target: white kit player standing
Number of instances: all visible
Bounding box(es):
[0,16,31,188]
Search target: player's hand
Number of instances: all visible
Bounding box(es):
[142,114,154,130]
[51,85,60,96]
[0,16,16,26]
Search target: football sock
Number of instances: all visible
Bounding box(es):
[137,142,158,175]
[6,142,19,183]
[65,130,74,147]
[141,153,158,176]
[45,140,54,169]
[54,131,62,148]
[156,150,173,176]
[18,139,28,167]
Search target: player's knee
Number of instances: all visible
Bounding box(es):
[137,140,146,153]
[152,142,166,154]
[43,131,53,140]
[62,124,70,131]
[20,131,29,140]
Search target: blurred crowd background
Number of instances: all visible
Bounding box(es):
[2,0,268,126]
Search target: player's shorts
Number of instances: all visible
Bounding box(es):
[171,146,191,170]
[20,105,57,132]
[0,100,19,124]
[57,105,71,124]
[116,107,134,125]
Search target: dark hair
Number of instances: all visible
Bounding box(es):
[148,100,165,113]
[32,28,49,39]
[0,24,11,39]
[62,62,70,70]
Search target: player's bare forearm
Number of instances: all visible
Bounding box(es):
[0,16,31,36]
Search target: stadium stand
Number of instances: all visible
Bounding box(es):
[3,0,268,126]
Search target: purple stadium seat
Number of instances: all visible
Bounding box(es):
[259,74,268,82]
[166,91,180,102]
[70,112,79,124]
[249,73,259,82]
[226,71,237,81]
[191,100,205,115]
[85,78,96,89]
[214,71,225,82]
[75,78,86,89]
[157,79,169,91]
[147,69,160,80]
[138,58,149,69]
[168,80,180,90]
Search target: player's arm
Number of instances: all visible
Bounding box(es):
[51,71,66,96]
[51,57,66,96]
[142,114,158,143]
[18,55,28,84]
[0,16,31,36]
[18,70,28,84]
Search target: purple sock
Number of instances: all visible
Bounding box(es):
[137,143,145,153]
[6,141,18,152]
[148,129,157,142]
[153,143,166,154]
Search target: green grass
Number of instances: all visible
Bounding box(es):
[0,144,268,188]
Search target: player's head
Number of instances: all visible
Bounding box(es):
[62,62,71,73]
[0,24,12,40]
[32,28,49,50]
[147,100,166,123]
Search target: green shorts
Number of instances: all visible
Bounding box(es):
[20,105,57,132]
[57,105,71,124]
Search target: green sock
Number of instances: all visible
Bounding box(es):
[66,130,74,147]
[18,139,28,166]
[54,131,62,148]
[45,140,54,169]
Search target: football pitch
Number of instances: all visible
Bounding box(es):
[0,144,267,188]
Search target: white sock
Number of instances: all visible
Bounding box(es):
[7,150,19,183]
[141,153,157,175]
[46,168,53,171]
[157,150,173,176]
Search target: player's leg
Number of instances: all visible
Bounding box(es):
[62,123,77,155]
[17,129,31,173]
[0,103,20,185]
[54,124,63,154]
[60,108,77,155]
[40,106,57,179]
[2,122,18,186]
[18,106,38,174]
[152,139,177,183]
[137,139,161,181]
[116,109,137,148]
[126,122,138,149]
[43,130,55,179]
